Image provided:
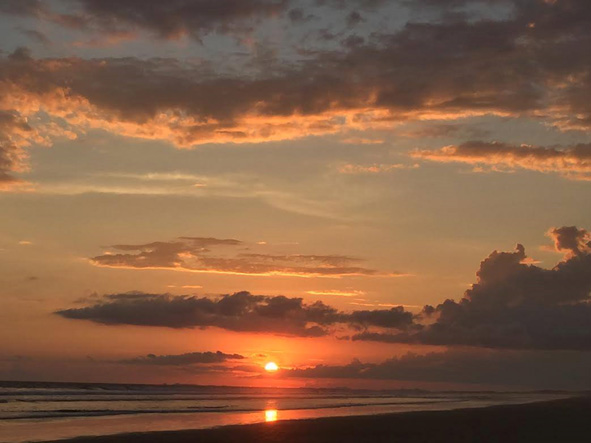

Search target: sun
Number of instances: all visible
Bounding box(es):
[264,362,279,372]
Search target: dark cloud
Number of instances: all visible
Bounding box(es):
[411,141,591,181]
[341,34,365,48]
[288,8,314,23]
[69,0,289,39]
[120,350,244,366]
[548,226,591,258]
[346,11,364,27]
[355,227,591,350]
[0,0,47,16]
[62,227,591,350]
[285,348,591,389]
[0,50,367,147]
[90,236,389,277]
[0,1,590,183]
[0,0,290,40]
[55,290,413,336]
[56,291,339,336]
[0,0,590,153]
[348,306,414,330]
[315,0,386,10]
[402,0,511,9]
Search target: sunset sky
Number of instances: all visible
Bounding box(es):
[1,0,591,391]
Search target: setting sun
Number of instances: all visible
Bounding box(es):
[264,362,279,372]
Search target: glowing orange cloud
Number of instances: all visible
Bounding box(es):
[411,141,591,181]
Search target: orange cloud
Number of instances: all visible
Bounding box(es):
[90,236,402,278]
[411,141,591,180]
[339,163,419,174]
[340,137,385,145]
[3,0,591,186]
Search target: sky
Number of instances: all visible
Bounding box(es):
[1,0,591,391]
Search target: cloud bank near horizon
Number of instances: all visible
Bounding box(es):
[59,226,591,351]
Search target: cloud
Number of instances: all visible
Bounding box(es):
[340,137,385,145]
[346,11,364,27]
[1,0,289,41]
[76,0,288,39]
[2,1,591,182]
[0,144,24,188]
[339,163,418,174]
[55,290,414,336]
[288,8,314,24]
[120,350,244,366]
[0,111,31,176]
[66,227,591,350]
[0,49,388,153]
[56,291,339,336]
[411,141,591,181]
[0,0,47,17]
[354,226,591,350]
[0,68,78,191]
[284,348,591,389]
[0,111,35,190]
[347,306,414,330]
[547,226,591,259]
[90,236,392,278]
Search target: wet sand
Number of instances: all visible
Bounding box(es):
[45,396,591,443]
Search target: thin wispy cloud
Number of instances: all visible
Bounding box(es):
[119,351,245,366]
[412,141,591,181]
[90,236,401,278]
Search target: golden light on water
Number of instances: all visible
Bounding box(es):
[265,409,278,422]
[264,362,279,372]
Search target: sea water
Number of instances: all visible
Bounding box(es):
[0,381,567,442]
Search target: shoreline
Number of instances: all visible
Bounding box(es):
[43,396,591,443]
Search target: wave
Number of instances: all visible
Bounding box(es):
[0,399,457,420]
[0,393,462,403]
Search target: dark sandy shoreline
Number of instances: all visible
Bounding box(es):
[43,396,591,443]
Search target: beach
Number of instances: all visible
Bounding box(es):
[3,382,568,442]
[44,396,591,443]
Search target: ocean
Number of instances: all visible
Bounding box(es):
[0,381,567,442]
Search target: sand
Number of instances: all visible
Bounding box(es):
[44,396,591,443]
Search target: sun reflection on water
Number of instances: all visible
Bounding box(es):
[265,409,278,422]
